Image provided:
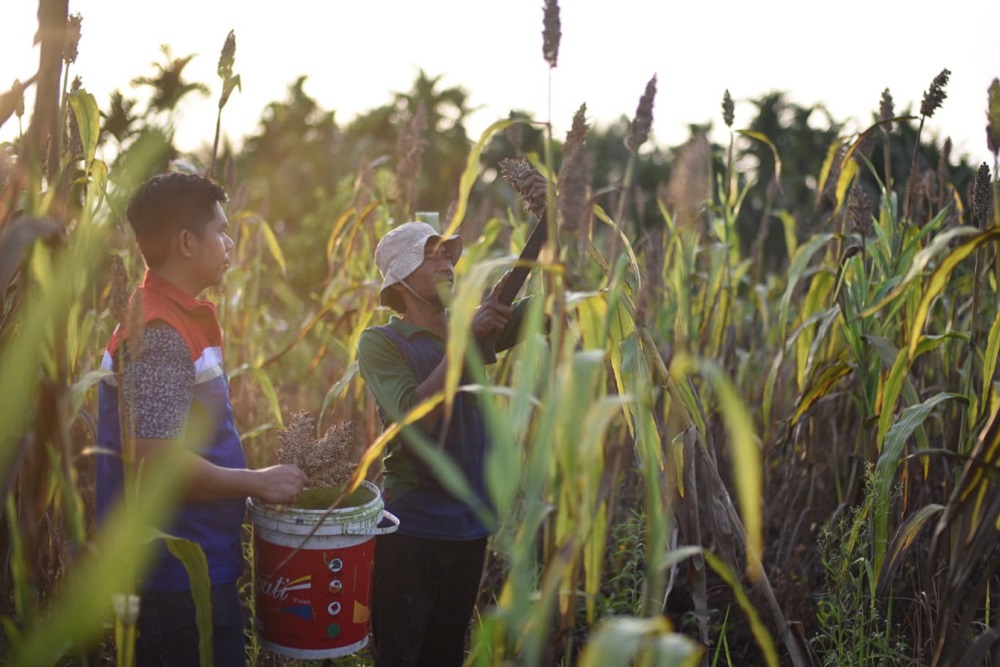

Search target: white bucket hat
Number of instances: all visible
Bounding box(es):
[375,222,463,306]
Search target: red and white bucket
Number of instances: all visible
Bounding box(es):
[248,480,399,660]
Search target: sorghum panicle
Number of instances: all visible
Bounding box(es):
[63,13,82,65]
[542,0,561,69]
[849,183,874,238]
[920,68,951,119]
[558,103,591,233]
[395,102,428,209]
[722,89,734,128]
[972,162,992,227]
[218,30,236,80]
[500,158,547,218]
[987,78,1000,157]
[626,75,657,152]
[278,412,358,489]
[13,79,25,118]
[879,88,895,130]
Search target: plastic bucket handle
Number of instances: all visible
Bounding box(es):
[344,510,399,536]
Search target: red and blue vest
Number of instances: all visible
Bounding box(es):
[96,270,247,592]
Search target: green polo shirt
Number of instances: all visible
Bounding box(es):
[357,300,533,501]
[357,301,532,421]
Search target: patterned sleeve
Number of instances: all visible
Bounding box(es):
[121,323,194,439]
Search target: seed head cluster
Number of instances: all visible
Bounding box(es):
[396,102,428,211]
[626,75,657,152]
[722,89,734,128]
[971,163,993,228]
[218,30,236,80]
[848,182,875,237]
[499,158,547,218]
[987,78,1000,157]
[63,13,83,65]
[542,0,561,69]
[278,411,358,489]
[558,104,591,234]
[879,88,895,130]
[13,79,26,119]
[920,69,951,119]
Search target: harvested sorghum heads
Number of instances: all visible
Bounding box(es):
[499,158,547,219]
[278,411,358,489]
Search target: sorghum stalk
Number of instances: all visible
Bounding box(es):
[905,69,950,222]
[210,30,237,177]
[879,88,894,189]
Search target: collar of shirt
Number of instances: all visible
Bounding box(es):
[140,269,219,318]
[387,314,446,341]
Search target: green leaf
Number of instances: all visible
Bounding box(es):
[874,392,966,579]
[578,616,701,667]
[704,552,780,667]
[11,426,192,667]
[69,369,113,420]
[909,227,1000,360]
[777,210,798,259]
[737,130,782,192]
[790,360,851,429]
[219,73,241,109]
[161,534,213,667]
[815,138,849,205]
[834,158,858,214]
[672,353,763,580]
[858,225,979,319]
[256,217,287,276]
[441,117,518,238]
[982,311,1000,410]
[68,90,101,169]
[779,233,834,341]
[876,503,944,598]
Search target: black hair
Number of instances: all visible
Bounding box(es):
[125,172,227,266]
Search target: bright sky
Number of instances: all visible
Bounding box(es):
[2,0,998,168]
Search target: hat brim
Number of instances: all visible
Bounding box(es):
[378,234,463,306]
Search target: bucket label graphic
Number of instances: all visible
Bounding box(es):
[255,539,374,655]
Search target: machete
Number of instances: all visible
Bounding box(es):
[479,158,549,364]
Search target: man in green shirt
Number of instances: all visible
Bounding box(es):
[357,217,535,666]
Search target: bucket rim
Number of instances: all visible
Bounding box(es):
[248,479,382,520]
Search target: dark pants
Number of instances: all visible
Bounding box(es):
[372,533,488,667]
[135,580,247,667]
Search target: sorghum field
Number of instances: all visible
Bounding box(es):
[2,2,1000,666]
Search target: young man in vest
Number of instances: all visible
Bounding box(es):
[96,172,307,666]
[357,206,544,665]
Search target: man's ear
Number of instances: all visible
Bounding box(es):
[176,229,196,259]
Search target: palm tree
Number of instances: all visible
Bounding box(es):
[100,90,140,147]
[130,45,209,118]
